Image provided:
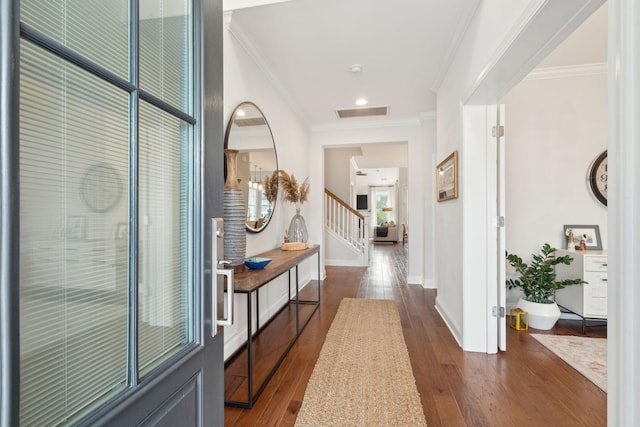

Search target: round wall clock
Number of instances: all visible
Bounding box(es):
[79,163,123,213]
[588,150,607,207]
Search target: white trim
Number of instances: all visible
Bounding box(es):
[223,11,232,30]
[422,279,435,289]
[407,275,423,286]
[463,0,548,103]
[525,63,607,81]
[435,299,462,348]
[464,0,606,105]
[608,0,640,424]
[431,0,483,92]
[461,105,491,353]
[226,20,310,126]
[325,258,363,267]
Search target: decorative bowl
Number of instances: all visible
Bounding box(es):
[244,257,272,270]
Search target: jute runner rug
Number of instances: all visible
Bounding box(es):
[531,334,607,392]
[295,298,427,426]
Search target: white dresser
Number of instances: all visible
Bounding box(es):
[554,249,607,333]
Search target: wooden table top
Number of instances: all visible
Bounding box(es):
[232,245,319,293]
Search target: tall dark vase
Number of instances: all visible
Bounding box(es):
[288,205,308,243]
[223,149,246,271]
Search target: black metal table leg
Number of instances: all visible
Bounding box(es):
[317,251,321,303]
[295,265,300,335]
[256,289,260,332]
[246,292,253,408]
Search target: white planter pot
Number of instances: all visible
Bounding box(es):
[516,298,561,330]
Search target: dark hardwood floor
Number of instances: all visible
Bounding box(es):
[224,243,607,426]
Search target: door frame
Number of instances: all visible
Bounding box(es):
[0,0,21,424]
[458,0,605,354]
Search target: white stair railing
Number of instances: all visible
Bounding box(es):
[324,189,368,255]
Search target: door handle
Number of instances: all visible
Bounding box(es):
[211,218,234,336]
[216,260,234,327]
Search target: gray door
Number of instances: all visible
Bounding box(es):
[0,0,225,425]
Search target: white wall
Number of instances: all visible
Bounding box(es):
[435,0,536,350]
[223,23,312,359]
[309,120,429,285]
[501,70,607,309]
[502,71,608,253]
[420,114,436,288]
[434,0,604,351]
[324,147,362,202]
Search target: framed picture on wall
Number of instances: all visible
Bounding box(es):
[436,150,458,202]
[563,224,602,251]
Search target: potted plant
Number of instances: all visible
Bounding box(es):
[506,243,585,330]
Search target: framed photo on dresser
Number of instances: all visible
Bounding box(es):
[563,224,602,250]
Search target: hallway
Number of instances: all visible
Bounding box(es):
[224,244,606,426]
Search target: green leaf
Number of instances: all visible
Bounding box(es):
[505,243,582,302]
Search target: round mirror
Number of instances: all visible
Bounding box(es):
[224,102,278,233]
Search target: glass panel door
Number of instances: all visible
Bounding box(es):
[16,0,203,424]
[137,101,193,376]
[19,39,131,426]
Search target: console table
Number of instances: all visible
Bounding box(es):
[224,245,320,409]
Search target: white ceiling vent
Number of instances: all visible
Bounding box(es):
[335,106,389,119]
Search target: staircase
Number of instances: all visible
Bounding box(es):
[324,189,369,266]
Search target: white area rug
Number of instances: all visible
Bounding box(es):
[531,334,607,392]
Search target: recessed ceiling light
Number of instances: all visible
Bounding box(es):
[355,98,368,106]
[350,64,362,73]
[237,110,246,117]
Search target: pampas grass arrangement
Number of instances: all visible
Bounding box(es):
[278,170,309,206]
[263,171,279,203]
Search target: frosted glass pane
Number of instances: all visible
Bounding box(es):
[21,0,129,79]
[140,0,192,112]
[19,40,130,426]
[138,101,193,376]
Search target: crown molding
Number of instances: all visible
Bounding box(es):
[223,11,232,30]
[431,0,482,93]
[524,62,607,81]
[227,20,311,126]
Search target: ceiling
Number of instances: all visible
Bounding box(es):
[224,0,607,183]
[352,143,406,187]
[226,0,480,125]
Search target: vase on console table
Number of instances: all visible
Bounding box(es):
[288,203,308,243]
[223,149,246,272]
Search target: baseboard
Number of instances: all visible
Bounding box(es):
[435,298,462,348]
[325,258,367,267]
[422,279,436,289]
[407,275,423,286]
